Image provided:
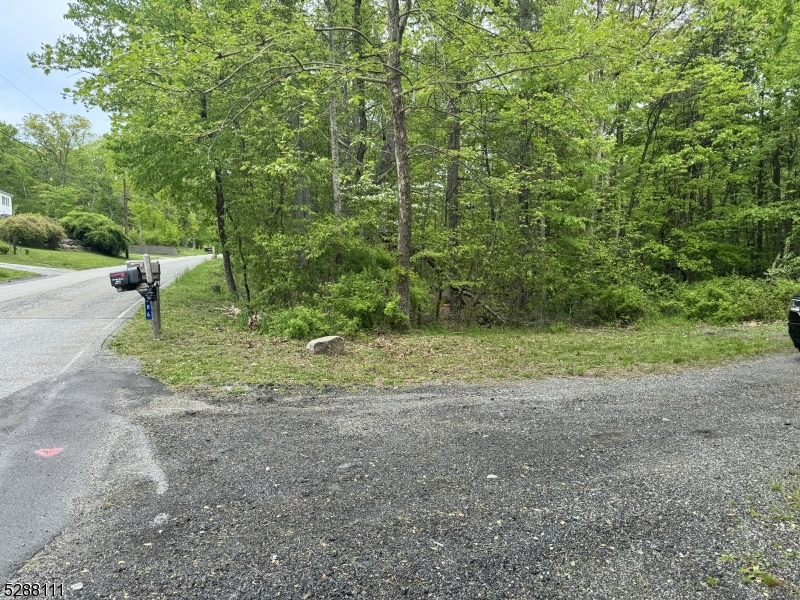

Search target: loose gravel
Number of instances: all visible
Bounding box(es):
[10,354,800,599]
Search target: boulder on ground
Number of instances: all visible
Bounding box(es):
[306,335,345,355]
[61,238,86,251]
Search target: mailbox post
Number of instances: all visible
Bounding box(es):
[143,254,160,339]
[109,253,162,340]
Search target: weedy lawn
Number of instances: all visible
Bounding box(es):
[0,247,204,271]
[0,247,137,270]
[110,260,795,390]
[0,266,38,282]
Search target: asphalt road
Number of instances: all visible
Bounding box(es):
[5,352,800,599]
[0,254,208,582]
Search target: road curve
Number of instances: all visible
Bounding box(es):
[0,254,208,581]
[0,255,208,400]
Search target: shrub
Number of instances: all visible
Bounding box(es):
[263,306,336,339]
[0,214,65,250]
[678,277,797,324]
[60,211,129,256]
[326,270,410,332]
[251,214,427,336]
[595,284,650,324]
[0,243,8,255]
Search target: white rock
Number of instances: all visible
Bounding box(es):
[306,335,345,356]
[487,474,499,479]
[70,582,84,591]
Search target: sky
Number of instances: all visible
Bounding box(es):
[0,0,110,136]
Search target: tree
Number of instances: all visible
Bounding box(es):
[385,0,413,326]
[27,0,800,332]
[21,113,93,187]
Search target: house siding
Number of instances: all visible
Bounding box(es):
[0,190,12,217]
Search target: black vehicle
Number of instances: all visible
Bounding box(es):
[789,293,800,350]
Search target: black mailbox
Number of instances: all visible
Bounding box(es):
[125,260,160,282]
[110,266,143,291]
[789,293,800,350]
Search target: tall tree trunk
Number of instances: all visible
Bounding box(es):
[123,176,129,259]
[756,158,764,257]
[353,0,368,182]
[327,75,342,216]
[214,168,237,295]
[446,94,460,230]
[200,93,237,295]
[588,120,605,255]
[772,147,781,204]
[373,123,395,184]
[226,207,250,303]
[290,112,311,268]
[324,0,342,216]
[290,112,311,223]
[539,213,547,310]
[387,0,412,327]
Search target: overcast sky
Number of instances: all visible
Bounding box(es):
[0,0,110,136]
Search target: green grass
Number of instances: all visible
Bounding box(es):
[109,260,796,390]
[0,247,150,270]
[0,266,38,282]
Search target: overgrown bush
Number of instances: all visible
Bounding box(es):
[568,273,796,327]
[262,306,337,339]
[260,274,415,339]
[0,214,65,250]
[594,284,651,324]
[0,243,9,254]
[677,277,797,324]
[252,215,425,338]
[60,210,129,256]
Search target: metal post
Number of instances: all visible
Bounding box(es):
[143,254,160,340]
[152,285,161,340]
[143,253,153,283]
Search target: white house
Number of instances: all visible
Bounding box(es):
[0,190,11,217]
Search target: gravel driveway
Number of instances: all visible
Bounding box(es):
[9,354,800,599]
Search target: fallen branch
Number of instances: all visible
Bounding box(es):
[214,304,241,318]
[448,283,507,326]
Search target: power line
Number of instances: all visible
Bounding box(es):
[0,146,39,169]
[0,73,49,112]
[0,128,38,153]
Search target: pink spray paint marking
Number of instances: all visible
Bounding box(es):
[35,448,63,457]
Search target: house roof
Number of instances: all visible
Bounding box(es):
[0,190,12,198]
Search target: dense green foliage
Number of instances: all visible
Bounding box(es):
[27,0,800,334]
[60,210,129,256]
[0,214,65,251]
[110,260,793,386]
[0,113,213,251]
[0,115,120,219]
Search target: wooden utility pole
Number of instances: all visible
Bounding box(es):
[123,176,129,259]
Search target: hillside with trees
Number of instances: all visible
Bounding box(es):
[0,112,212,251]
[24,0,800,334]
